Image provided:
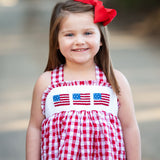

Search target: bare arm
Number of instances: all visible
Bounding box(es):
[115,70,141,160]
[26,72,51,160]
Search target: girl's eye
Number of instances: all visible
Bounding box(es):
[84,32,92,35]
[65,33,74,37]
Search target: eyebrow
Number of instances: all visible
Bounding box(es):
[60,28,96,33]
[60,30,74,34]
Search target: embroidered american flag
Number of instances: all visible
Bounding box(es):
[93,93,110,106]
[53,94,70,107]
[72,93,90,105]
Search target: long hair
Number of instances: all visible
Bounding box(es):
[45,0,120,94]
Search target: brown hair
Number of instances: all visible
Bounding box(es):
[45,0,120,94]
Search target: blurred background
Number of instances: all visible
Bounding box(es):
[0,0,159,159]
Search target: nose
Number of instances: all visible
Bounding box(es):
[74,34,85,45]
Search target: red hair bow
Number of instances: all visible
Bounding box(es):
[74,0,117,26]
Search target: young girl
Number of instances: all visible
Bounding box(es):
[26,0,141,159]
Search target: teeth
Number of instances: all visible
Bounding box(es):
[72,48,88,52]
[74,49,85,51]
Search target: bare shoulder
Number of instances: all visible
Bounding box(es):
[28,71,52,128]
[113,69,134,110]
[114,69,131,95]
[114,69,135,118]
[33,71,52,96]
[114,69,130,87]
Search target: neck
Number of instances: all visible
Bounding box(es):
[64,62,96,81]
[65,62,95,72]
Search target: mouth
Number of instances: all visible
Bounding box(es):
[72,48,89,52]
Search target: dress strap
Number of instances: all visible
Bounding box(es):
[51,65,64,85]
[95,66,107,82]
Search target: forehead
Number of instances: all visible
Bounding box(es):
[59,12,99,31]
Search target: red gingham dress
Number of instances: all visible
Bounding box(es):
[41,65,126,160]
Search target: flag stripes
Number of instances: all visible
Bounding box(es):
[52,93,110,107]
[53,94,70,107]
[93,93,110,106]
[73,93,90,105]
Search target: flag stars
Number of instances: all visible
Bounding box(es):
[93,93,102,100]
[73,94,81,100]
[53,95,60,102]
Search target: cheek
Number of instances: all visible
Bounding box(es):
[93,38,102,48]
[59,38,71,48]
[58,40,72,57]
[93,34,102,46]
[94,39,102,54]
[58,39,66,51]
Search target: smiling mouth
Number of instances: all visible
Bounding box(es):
[72,48,89,52]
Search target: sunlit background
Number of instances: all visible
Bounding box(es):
[0,0,160,159]
[0,0,18,6]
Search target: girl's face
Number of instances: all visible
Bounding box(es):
[58,12,102,67]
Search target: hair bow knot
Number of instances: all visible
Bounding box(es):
[74,0,117,26]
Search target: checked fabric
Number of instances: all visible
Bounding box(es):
[41,65,126,159]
